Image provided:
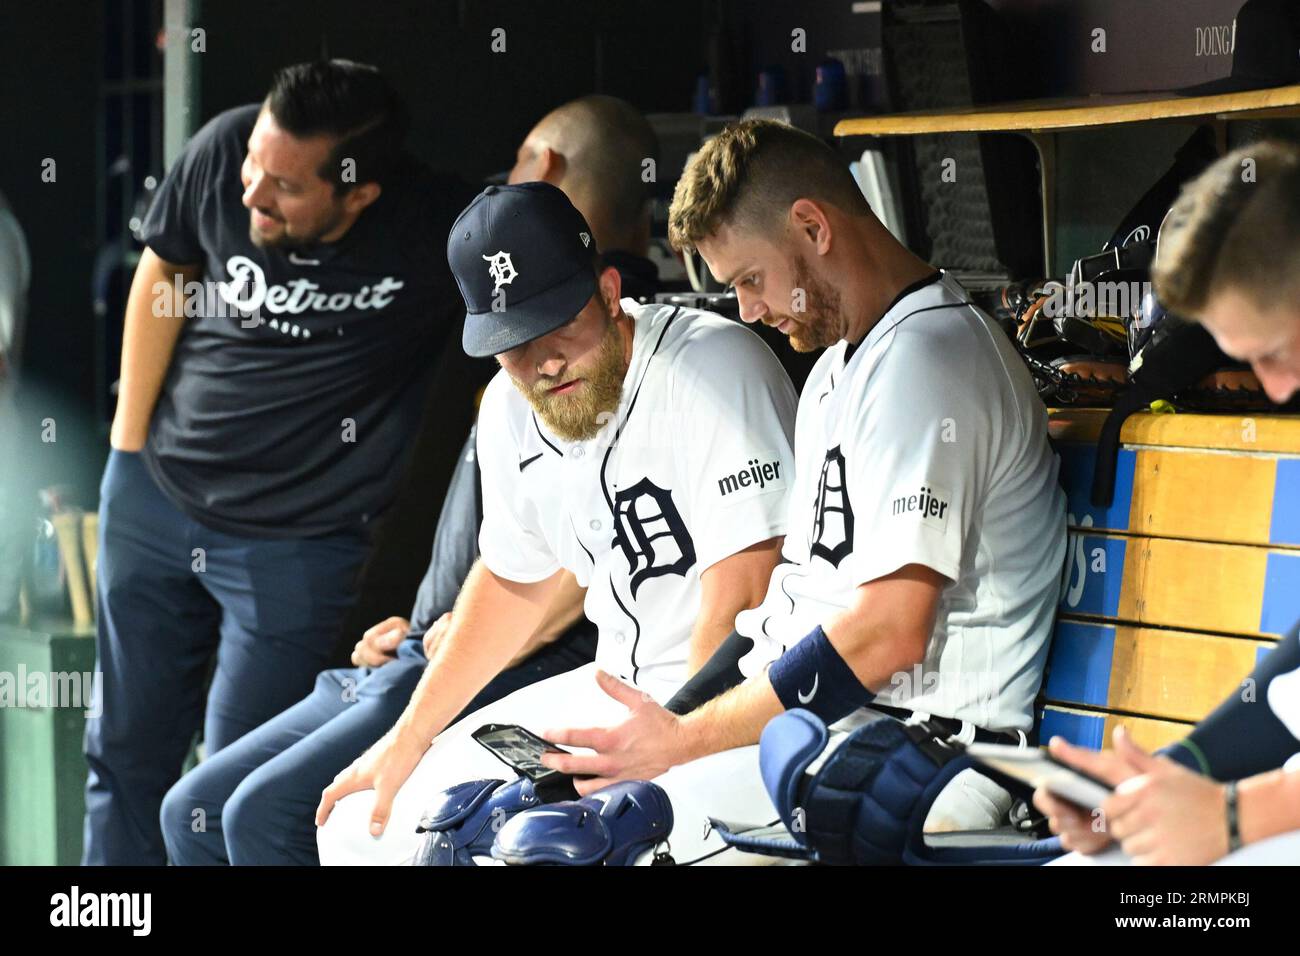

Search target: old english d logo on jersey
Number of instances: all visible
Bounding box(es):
[810,445,854,567]
[612,478,697,597]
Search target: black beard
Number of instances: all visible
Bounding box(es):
[249,223,311,251]
[248,206,345,251]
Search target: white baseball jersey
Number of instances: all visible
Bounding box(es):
[477,298,797,703]
[736,272,1066,733]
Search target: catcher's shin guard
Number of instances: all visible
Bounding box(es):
[712,709,1063,866]
[411,776,541,866]
[490,780,674,866]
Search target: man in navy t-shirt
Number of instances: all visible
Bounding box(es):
[85,60,474,864]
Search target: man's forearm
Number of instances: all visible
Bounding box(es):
[111,249,197,450]
[686,601,742,675]
[397,561,557,743]
[675,568,943,764]
[688,537,784,674]
[677,673,784,761]
[506,570,586,666]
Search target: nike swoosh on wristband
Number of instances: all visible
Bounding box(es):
[798,673,819,704]
[519,452,543,472]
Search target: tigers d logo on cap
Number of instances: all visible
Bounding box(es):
[448,182,599,359]
[482,251,518,294]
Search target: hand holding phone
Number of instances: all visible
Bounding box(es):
[967,743,1114,810]
[471,723,591,801]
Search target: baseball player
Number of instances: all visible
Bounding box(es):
[313,181,798,864]
[85,60,473,864]
[1044,142,1300,866]
[536,118,1068,852]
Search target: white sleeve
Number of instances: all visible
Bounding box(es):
[674,324,798,572]
[475,376,562,583]
[838,335,985,586]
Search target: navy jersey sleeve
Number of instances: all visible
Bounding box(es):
[138,110,237,266]
[406,425,483,638]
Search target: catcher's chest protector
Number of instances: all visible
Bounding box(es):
[412,776,542,866]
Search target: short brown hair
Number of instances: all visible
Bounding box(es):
[1153,140,1300,318]
[667,119,870,253]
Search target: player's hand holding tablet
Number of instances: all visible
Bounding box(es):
[1014,727,1211,857]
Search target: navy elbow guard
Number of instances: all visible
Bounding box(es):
[767,625,871,724]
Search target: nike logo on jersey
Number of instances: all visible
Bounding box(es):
[798,673,819,704]
[287,252,321,266]
[717,458,782,497]
[519,452,543,472]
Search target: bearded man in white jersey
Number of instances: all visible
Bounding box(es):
[314,181,798,864]
[539,119,1068,846]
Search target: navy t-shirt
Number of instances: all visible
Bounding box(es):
[138,103,473,539]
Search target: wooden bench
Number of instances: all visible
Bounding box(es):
[1041,408,1300,752]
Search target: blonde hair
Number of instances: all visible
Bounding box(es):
[667,119,870,253]
[1154,140,1300,318]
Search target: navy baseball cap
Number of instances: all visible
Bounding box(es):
[448,182,599,358]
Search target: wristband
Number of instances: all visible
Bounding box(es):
[1225,780,1242,853]
[767,625,871,724]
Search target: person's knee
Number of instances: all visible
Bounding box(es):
[922,768,1013,832]
[159,781,191,838]
[160,777,212,861]
[225,771,289,849]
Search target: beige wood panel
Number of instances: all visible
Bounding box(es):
[835,85,1300,136]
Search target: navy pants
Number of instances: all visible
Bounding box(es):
[83,449,369,865]
[160,627,597,865]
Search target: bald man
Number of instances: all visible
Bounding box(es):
[506,95,661,300]
[159,95,664,865]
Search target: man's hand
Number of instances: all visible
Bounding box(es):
[1033,726,1225,862]
[1033,731,1145,854]
[1094,729,1230,865]
[541,670,688,796]
[350,616,411,668]
[315,721,429,836]
[423,611,453,661]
